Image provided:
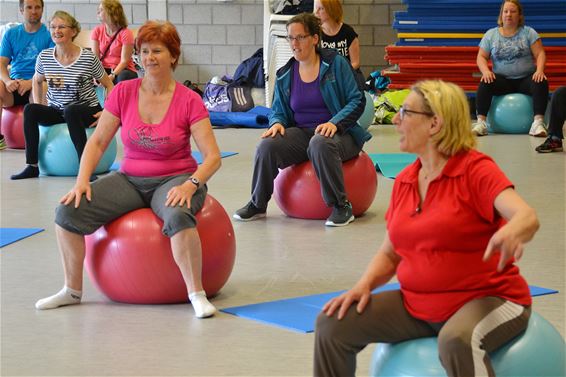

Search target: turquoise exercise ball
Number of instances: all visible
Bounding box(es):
[38,123,117,176]
[95,86,105,108]
[370,312,565,377]
[487,93,533,134]
[358,91,375,129]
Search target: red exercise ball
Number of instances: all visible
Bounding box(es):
[84,194,236,304]
[273,152,377,219]
[1,105,25,149]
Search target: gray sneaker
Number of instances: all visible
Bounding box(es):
[325,202,354,227]
[233,201,266,221]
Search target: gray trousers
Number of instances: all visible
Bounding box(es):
[251,128,362,209]
[314,290,531,377]
[55,171,207,237]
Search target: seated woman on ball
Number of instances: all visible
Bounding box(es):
[535,86,566,153]
[472,0,548,137]
[91,0,137,84]
[35,20,222,318]
[314,80,539,376]
[11,11,114,180]
[233,13,370,227]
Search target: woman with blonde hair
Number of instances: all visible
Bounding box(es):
[11,10,113,180]
[314,80,539,376]
[91,0,137,83]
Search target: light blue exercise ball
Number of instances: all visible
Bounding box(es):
[370,312,565,377]
[95,85,105,108]
[487,93,533,134]
[358,91,375,129]
[38,123,117,176]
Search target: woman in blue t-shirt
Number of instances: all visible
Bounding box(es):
[472,0,548,137]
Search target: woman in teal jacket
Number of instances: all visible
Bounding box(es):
[234,12,370,227]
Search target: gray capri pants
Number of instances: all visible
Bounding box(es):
[55,171,207,237]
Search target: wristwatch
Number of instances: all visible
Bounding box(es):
[189,177,200,188]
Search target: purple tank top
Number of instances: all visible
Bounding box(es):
[290,61,332,128]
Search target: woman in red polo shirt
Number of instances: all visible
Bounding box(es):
[314,80,539,377]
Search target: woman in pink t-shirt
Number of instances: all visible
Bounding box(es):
[35,21,223,319]
[314,80,540,377]
[91,0,137,83]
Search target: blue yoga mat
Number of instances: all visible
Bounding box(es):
[0,228,44,248]
[210,106,271,128]
[110,151,238,171]
[368,153,417,179]
[221,284,558,333]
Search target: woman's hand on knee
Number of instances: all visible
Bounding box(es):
[89,111,102,128]
[315,122,337,138]
[165,183,195,208]
[532,70,547,83]
[261,123,285,138]
[480,71,496,83]
[60,183,92,208]
[322,283,371,320]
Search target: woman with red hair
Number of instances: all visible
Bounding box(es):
[314,0,363,84]
[35,20,223,319]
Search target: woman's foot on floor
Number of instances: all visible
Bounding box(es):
[189,291,217,318]
[35,286,82,310]
[11,165,39,180]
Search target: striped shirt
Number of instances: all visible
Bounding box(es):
[36,47,105,110]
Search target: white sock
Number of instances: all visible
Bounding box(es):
[189,291,217,318]
[35,286,82,310]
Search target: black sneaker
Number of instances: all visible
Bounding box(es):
[535,137,563,153]
[233,201,266,221]
[325,201,354,227]
[11,165,39,180]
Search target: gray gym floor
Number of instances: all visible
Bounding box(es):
[1,124,564,376]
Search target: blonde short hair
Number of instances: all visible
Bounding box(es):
[411,80,476,156]
[50,10,81,41]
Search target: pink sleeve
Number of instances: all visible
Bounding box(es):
[103,82,125,119]
[119,28,134,45]
[90,25,101,41]
[185,89,209,126]
[468,154,513,223]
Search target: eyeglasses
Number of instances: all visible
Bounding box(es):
[398,106,434,120]
[49,25,71,31]
[285,34,311,43]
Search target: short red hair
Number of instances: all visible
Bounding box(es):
[136,20,181,70]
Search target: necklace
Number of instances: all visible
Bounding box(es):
[421,161,446,181]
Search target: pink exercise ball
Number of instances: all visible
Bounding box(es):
[1,105,25,149]
[273,152,377,219]
[85,194,236,304]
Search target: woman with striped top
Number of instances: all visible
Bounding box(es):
[11,10,114,180]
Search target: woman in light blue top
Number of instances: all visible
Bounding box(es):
[472,0,548,137]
